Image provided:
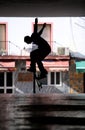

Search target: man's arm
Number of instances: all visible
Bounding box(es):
[34,18,38,33]
[38,23,46,36]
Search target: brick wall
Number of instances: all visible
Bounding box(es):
[69,59,84,93]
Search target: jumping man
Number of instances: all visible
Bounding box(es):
[24,18,51,79]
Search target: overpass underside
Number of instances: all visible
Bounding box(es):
[0,0,85,17]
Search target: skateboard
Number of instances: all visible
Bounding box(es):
[27,69,46,91]
[35,72,47,91]
[35,78,42,90]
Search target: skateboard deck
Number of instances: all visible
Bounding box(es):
[27,69,47,90]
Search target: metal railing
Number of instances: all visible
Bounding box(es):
[0,41,68,56]
[0,41,22,56]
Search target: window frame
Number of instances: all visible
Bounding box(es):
[48,71,62,86]
[0,72,14,94]
[0,22,8,51]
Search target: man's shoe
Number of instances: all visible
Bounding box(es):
[36,73,47,80]
[27,68,35,73]
[41,69,48,75]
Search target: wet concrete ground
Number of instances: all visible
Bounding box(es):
[0,93,85,130]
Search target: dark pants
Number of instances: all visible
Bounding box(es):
[30,48,51,73]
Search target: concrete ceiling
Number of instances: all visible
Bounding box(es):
[0,0,85,17]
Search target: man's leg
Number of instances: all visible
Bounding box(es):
[36,51,48,79]
[37,60,47,75]
[27,51,36,72]
[28,49,48,78]
[36,60,47,80]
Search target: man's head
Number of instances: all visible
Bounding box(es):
[24,36,32,44]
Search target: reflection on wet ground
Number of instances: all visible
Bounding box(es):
[0,94,85,130]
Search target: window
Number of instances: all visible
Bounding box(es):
[0,72,4,86]
[0,72,14,94]
[51,72,54,84]
[49,72,61,86]
[6,72,13,87]
[0,24,6,50]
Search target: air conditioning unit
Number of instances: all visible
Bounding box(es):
[57,47,69,55]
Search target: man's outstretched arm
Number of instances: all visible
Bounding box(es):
[38,23,46,36]
[34,18,38,33]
